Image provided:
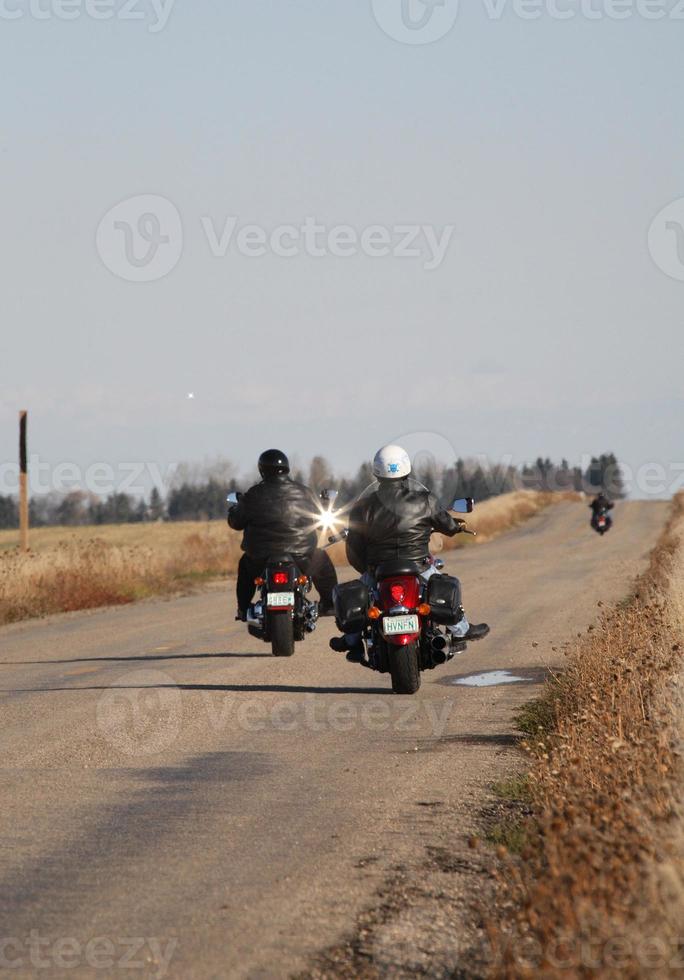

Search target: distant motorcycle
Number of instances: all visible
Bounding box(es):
[333,497,476,695]
[591,507,613,536]
[227,489,340,657]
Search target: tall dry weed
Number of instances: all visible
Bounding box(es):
[487,495,684,978]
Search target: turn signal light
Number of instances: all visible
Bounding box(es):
[367,606,381,620]
[417,603,431,616]
[254,576,265,585]
[297,575,308,585]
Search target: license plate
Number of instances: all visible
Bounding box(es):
[382,614,419,636]
[267,591,294,608]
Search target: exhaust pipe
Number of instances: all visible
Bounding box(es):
[431,632,447,664]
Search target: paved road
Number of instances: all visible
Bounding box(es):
[0,500,668,979]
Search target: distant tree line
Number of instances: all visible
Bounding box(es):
[0,490,160,528]
[0,453,625,529]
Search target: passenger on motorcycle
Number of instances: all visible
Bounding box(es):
[228,449,338,620]
[330,444,490,662]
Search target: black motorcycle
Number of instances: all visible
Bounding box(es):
[227,489,338,657]
[591,507,613,536]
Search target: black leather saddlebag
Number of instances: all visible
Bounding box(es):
[333,580,369,633]
[427,574,463,625]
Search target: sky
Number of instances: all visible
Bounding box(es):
[1,0,683,498]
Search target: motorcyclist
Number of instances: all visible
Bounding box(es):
[590,492,614,515]
[589,492,614,528]
[227,449,338,619]
[330,444,490,662]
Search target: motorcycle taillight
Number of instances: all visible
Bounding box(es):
[390,584,405,604]
[272,571,289,585]
[379,575,421,610]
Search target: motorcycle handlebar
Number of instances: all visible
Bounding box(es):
[457,522,476,536]
[326,529,349,546]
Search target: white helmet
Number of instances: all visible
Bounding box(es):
[372,444,412,480]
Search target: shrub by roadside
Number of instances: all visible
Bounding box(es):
[485,495,684,978]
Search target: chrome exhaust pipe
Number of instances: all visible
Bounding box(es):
[430,632,447,664]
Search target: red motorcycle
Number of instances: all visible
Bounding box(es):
[333,497,475,694]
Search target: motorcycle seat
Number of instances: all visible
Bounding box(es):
[266,554,296,566]
[374,558,423,579]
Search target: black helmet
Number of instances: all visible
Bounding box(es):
[258,449,290,479]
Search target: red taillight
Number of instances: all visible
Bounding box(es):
[379,576,420,611]
[390,584,405,604]
[272,571,289,585]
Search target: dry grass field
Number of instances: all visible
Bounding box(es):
[0,490,578,626]
[0,521,240,624]
[0,519,231,555]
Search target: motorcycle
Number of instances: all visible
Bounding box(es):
[591,509,612,536]
[333,497,476,695]
[227,489,340,657]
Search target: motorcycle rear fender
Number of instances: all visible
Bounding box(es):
[385,632,420,647]
[378,574,422,646]
[266,561,296,590]
[377,575,421,611]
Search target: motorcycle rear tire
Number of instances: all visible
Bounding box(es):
[389,641,421,695]
[269,611,295,657]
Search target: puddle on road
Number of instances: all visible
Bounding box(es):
[436,666,553,689]
[450,670,526,687]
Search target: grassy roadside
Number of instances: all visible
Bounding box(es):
[485,495,684,978]
[0,526,240,624]
[0,490,577,626]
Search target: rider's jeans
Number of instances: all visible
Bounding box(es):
[343,568,470,646]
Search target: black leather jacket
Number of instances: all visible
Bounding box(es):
[590,495,614,514]
[345,479,463,573]
[228,476,320,561]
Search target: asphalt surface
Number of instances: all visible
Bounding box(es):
[0,500,668,979]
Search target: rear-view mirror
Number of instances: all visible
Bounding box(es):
[226,492,239,506]
[450,497,474,513]
[320,489,339,503]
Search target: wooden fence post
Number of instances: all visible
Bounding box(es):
[19,410,28,552]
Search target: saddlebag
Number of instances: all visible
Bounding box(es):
[427,574,463,625]
[333,580,369,634]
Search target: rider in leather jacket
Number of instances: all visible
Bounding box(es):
[228,449,337,618]
[590,492,614,516]
[345,477,467,572]
[331,444,490,662]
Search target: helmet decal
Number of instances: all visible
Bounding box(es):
[372,444,412,480]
